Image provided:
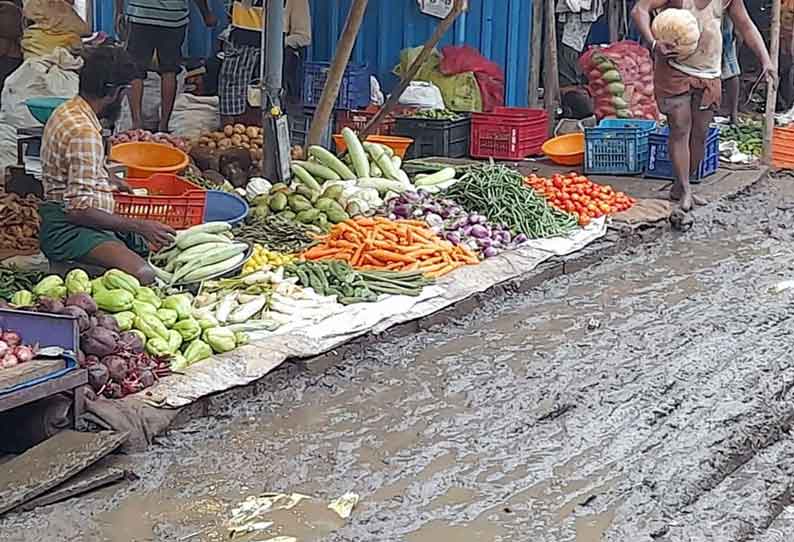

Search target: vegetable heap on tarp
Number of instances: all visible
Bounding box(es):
[446,163,578,239]
[302,217,478,278]
[525,172,636,225]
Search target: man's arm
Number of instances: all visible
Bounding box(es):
[631,0,671,47]
[285,0,311,49]
[728,0,773,74]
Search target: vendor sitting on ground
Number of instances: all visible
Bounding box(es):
[632,0,773,212]
[39,45,175,284]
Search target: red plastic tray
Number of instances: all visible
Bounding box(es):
[114,173,207,230]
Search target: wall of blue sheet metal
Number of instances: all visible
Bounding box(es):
[96,1,611,107]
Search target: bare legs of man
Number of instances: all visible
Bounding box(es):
[664,91,710,212]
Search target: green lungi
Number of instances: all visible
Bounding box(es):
[38,202,149,263]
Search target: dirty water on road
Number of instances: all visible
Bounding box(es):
[5,177,794,541]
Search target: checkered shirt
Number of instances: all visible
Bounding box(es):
[41,96,115,213]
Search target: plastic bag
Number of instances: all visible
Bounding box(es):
[115,68,187,133]
[398,81,445,109]
[579,41,659,121]
[168,93,220,140]
[0,47,81,182]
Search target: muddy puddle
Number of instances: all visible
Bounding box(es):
[4,179,794,541]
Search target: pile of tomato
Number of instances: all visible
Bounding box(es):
[525,172,636,226]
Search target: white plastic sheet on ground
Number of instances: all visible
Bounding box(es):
[141,218,607,409]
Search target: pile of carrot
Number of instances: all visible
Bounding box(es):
[301,217,479,278]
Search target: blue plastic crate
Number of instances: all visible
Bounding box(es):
[288,105,333,148]
[646,126,720,182]
[0,308,79,396]
[302,62,370,110]
[584,119,657,175]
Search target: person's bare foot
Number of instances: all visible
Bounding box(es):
[679,191,694,212]
[692,194,707,206]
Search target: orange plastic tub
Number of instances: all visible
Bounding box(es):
[114,173,206,230]
[333,134,414,159]
[110,142,189,178]
[542,133,585,166]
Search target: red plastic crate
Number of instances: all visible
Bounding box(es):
[335,106,417,136]
[114,173,207,230]
[470,107,548,160]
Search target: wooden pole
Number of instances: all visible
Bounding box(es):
[764,0,782,165]
[608,0,620,43]
[528,0,543,107]
[543,0,560,135]
[359,0,467,138]
[307,0,370,147]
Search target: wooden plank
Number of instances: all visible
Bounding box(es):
[528,0,544,107]
[0,430,128,516]
[0,369,87,415]
[543,0,560,135]
[16,458,127,512]
[608,0,620,42]
[0,359,65,391]
[764,0,782,164]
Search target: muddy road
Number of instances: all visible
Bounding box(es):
[5,175,794,541]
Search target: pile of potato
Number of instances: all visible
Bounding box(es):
[197,124,264,161]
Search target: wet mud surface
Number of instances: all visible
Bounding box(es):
[4,176,794,541]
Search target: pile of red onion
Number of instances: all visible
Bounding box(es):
[386,191,529,258]
[0,328,36,369]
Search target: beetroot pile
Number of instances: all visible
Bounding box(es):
[35,293,171,399]
[580,41,659,121]
[0,328,36,369]
[110,129,190,153]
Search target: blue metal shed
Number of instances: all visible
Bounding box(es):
[307,0,535,107]
[95,0,537,106]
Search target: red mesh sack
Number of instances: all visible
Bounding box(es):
[579,40,659,121]
[440,45,505,112]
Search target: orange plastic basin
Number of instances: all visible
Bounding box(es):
[333,134,414,159]
[110,142,189,178]
[542,133,585,166]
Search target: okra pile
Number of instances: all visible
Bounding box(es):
[286,261,433,305]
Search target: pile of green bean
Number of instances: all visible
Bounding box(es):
[446,163,577,239]
[233,215,319,253]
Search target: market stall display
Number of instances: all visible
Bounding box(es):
[110,130,190,153]
[525,172,636,226]
[0,268,43,303]
[446,163,578,238]
[302,217,479,277]
[385,190,527,258]
[234,215,319,254]
[195,124,265,163]
[0,194,41,256]
[148,222,250,285]
[0,326,37,369]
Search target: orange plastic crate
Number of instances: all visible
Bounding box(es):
[114,173,207,230]
[773,125,794,169]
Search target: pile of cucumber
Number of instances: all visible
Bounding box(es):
[291,128,416,197]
